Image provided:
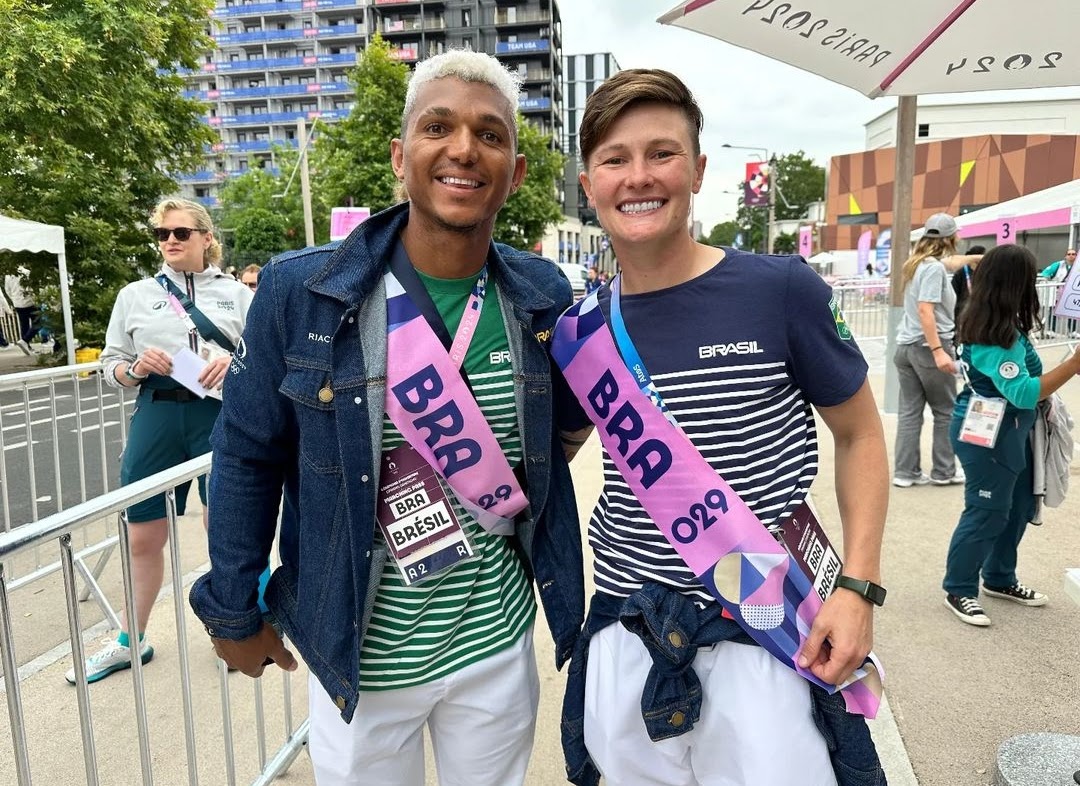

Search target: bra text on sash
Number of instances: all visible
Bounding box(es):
[588,369,672,490]
[390,364,482,479]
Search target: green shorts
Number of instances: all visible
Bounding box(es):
[120,389,222,523]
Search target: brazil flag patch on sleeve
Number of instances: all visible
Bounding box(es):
[829,296,853,340]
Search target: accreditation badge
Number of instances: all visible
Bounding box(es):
[958,394,1006,448]
[376,443,474,586]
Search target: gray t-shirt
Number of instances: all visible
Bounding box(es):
[896,256,956,345]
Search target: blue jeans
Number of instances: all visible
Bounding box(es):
[562,586,886,786]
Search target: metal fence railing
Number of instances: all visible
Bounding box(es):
[0,362,135,628]
[0,454,308,786]
[830,279,1072,346]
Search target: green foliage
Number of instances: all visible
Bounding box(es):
[735,151,824,253]
[703,220,743,247]
[313,34,409,217]
[0,0,216,345]
[494,119,564,251]
[216,161,313,261]
[233,208,288,266]
[772,231,797,254]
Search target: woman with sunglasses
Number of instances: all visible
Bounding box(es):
[66,198,253,685]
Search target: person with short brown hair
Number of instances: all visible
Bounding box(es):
[240,263,262,292]
[555,68,888,786]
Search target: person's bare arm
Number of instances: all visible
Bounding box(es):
[918,301,956,374]
[797,380,887,686]
[560,427,593,462]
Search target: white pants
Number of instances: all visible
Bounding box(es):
[309,625,539,786]
[584,623,837,786]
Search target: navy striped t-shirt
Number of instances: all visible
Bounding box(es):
[588,250,868,605]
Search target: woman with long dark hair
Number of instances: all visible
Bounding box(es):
[942,244,1080,626]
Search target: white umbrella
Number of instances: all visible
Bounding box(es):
[659,0,1080,409]
[658,1,1078,98]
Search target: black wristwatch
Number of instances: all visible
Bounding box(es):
[834,575,887,607]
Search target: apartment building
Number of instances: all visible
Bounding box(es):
[178,0,564,206]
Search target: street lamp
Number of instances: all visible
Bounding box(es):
[722,143,774,254]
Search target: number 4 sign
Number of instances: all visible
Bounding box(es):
[1054,260,1080,321]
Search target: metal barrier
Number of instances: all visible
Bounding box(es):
[830,279,1071,346]
[0,453,308,786]
[0,361,135,628]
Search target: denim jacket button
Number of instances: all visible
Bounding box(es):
[354,396,362,405]
[667,630,685,648]
[318,387,334,403]
[361,474,369,483]
[669,711,686,728]
[334,695,346,711]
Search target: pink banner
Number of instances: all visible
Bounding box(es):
[330,207,371,241]
[856,230,873,270]
[798,226,813,258]
[743,161,770,208]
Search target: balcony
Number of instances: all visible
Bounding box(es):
[185,81,351,101]
[381,15,445,35]
[193,52,355,75]
[213,24,360,46]
[203,107,351,127]
[488,11,550,27]
[213,0,363,17]
[208,138,300,153]
[520,68,551,83]
[518,96,551,113]
[494,39,549,56]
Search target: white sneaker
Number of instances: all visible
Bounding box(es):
[892,473,930,488]
[930,469,966,485]
[65,638,154,684]
[14,340,31,356]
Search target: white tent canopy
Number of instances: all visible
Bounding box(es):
[911,179,1080,242]
[0,214,77,364]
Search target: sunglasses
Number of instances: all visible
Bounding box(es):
[152,227,202,242]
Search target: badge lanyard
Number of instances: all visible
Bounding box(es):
[156,276,200,353]
[388,245,487,372]
[608,276,679,428]
[956,356,1006,448]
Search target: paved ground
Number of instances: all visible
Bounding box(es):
[2,338,1079,784]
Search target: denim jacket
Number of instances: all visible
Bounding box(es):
[562,585,886,786]
[189,203,585,723]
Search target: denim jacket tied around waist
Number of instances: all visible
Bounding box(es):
[561,584,886,786]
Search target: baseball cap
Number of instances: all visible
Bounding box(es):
[922,213,957,238]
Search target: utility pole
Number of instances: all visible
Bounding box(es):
[298,117,315,247]
[766,158,776,254]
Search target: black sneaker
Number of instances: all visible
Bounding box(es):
[982,582,1047,607]
[944,594,991,626]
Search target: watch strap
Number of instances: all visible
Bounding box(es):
[834,575,887,607]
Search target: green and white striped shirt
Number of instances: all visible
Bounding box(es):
[358,271,535,690]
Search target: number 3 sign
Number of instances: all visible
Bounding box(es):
[996,218,1014,244]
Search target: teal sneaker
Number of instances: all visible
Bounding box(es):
[65,638,154,684]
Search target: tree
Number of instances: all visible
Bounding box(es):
[233,208,288,267]
[735,151,824,253]
[216,161,311,259]
[494,118,564,251]
[314,34,409,219]
[703,220,743,247]
[0,0,216,346]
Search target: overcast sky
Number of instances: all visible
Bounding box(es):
[559,0,1079,234]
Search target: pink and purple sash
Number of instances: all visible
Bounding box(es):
[384,270,527,535]
[551,291,883,717]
